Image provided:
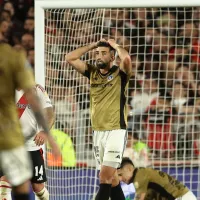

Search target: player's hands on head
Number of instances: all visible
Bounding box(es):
[34,131,46,146]
[93,38,119,49]
[95,38,108,47]
[107,39,119,49]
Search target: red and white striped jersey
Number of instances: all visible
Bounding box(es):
[15,84,52,151]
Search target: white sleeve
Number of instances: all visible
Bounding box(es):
[36,84,52,109]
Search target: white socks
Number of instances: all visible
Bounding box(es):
[34,187,49,200]
[0,181,49,200]
[0,181,12,200]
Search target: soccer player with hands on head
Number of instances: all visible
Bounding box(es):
[66,38,131,200]
[117,157,197,200]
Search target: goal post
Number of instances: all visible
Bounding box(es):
[35,1,200,200]
[35,0,200,86]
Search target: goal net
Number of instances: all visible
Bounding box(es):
[42,7,200,200]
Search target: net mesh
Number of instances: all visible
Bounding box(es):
[43,8,200,200]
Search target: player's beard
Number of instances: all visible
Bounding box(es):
[96,60,108,69]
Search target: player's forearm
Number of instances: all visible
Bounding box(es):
[44,107,55,129]
[25,88,50,134]
[65,43,97,61]
[115,46,131,62]
[115,46,131,74]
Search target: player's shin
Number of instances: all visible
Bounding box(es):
[109,170,125,200]
[110,182,125,200]
[34,187,49,200]
[95,184,112,200]
[0,181,12,200]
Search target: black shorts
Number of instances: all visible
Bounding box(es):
[30,149,47,183]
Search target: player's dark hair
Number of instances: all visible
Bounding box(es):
[119,157,134,169]
[97,41,116,55]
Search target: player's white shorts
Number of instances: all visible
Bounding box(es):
[175,191,197,200]
[93,129,127,170]
[0,145,32,186]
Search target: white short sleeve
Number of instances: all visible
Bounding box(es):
[36,84,52,109]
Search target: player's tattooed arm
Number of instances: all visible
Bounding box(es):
[134,193,145,200]
[34,106,55,146]
[25,87,60,157]
[44,107,55,129]
[24,88,50,135]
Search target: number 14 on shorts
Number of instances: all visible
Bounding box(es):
[35,165,43,181]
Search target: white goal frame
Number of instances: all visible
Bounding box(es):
[35,0,200,199]
[35,0,200,86]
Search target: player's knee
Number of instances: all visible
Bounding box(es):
[99,170,113,183]
[99,165,117,184]
[111,171,120,187]
[32,182,45,193]
[99,174,113,184]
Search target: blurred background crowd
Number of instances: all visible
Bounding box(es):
[1,2,200,166]
[0,0,34,67]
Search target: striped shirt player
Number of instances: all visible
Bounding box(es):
[15,84,53,200]
[16,84,52,151]
[66,39,132,200]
